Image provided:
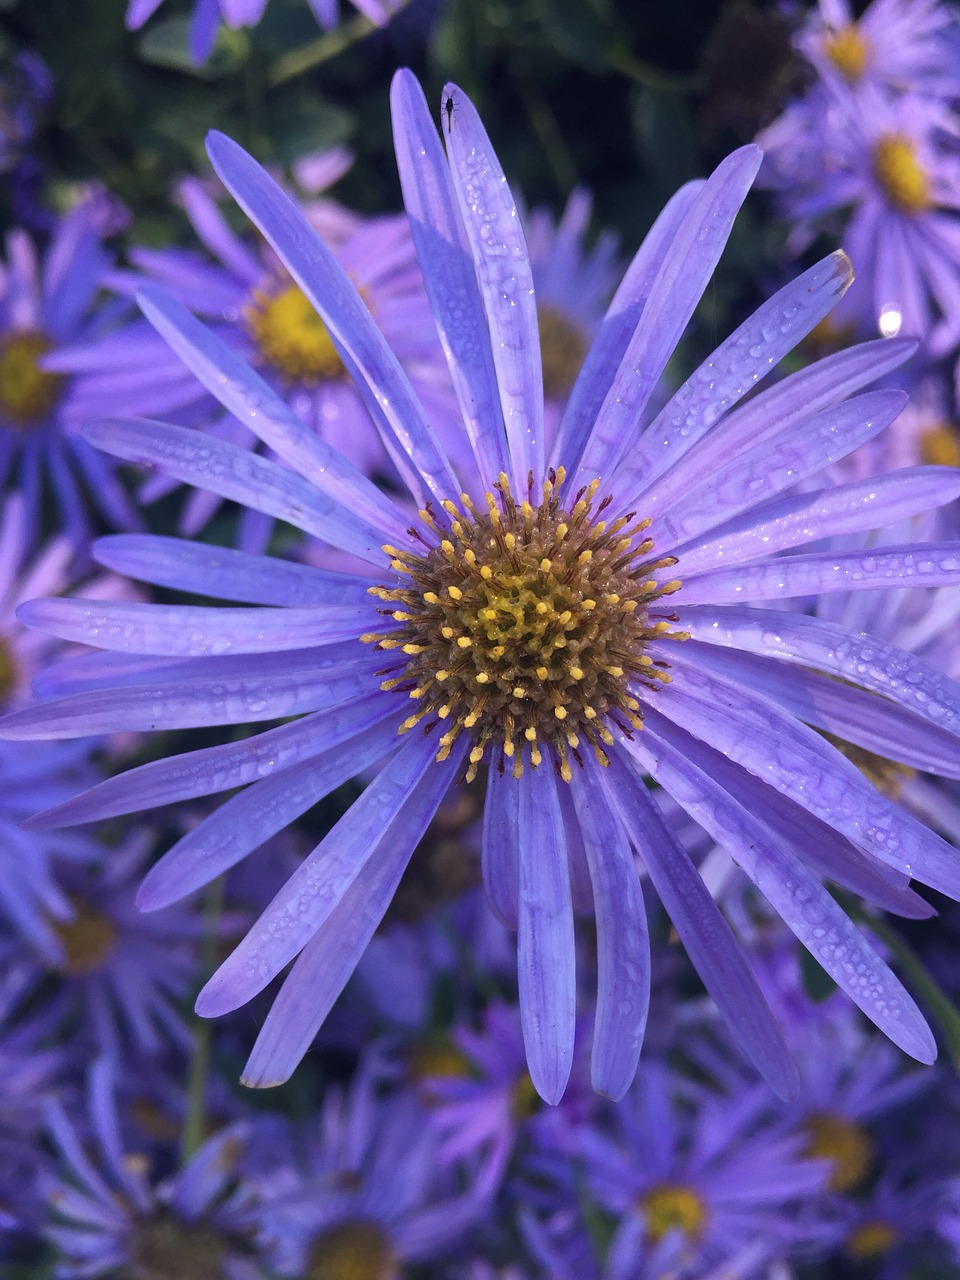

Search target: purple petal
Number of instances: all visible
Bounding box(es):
[619,252,855,510]
[0,648,375,737]
[516,764,576,1104]
[239,741,467,1087]
[195,734,442,1015]
[673,466,960,575]
[655,389,907,551]
[654,650,960,899]
[551,180,704,475]
[571,760,649,1100]
[635,711,936,1063]
[17,597,379,657]
[83,417,390,565]
[23,699,386,830]
[441,83,543,489]
[640,337,917,516]
[136,286,411,548]
[599,748,798,1099]
[481,766,520,928]
[573,147,761,488]
[680,640,960,782]
[93,534,372,605]
[139,712,400,910]
[204,131,459,511]
[389,70,508,485]
[680,542,960,606]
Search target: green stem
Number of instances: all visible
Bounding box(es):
[268,10,383,86]
[181,875,226,1162]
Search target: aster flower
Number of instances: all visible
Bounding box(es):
[0,207,140,552]
[795,0,960,99]
[42,1057,262,1278]
[125,0,406,67]
[757,85,960,349]
[9,72,960,1109]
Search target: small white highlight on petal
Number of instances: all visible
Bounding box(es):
[878,304,902,338]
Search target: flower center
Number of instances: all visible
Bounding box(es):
[365,468,685,784]
[246,281,345,382]
[823,24,869,82]
[920,423,960,468]
[847,1219,898,1260]
[0,330,64,426]
[132,1214,226,1280]
[308,1220,397,1280]
[803,1112,872,1192]
[872,135,932,214]
[0,637,18,707]
[408,1039,473,1082]
[511,1071,541,1120]
[52,901,118,975]
[640,1184,708,1243]
[823,733,915,800]
[538,304,589,400]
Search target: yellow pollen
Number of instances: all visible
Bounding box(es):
[0,330,64,426]
[823,24,869,82]
[803,1113,873,1192]
[846,1220,898,1260]
[920,423,960,468]
[873,134,933,214]
[307,1220,397,1280]
[0,638,18,706]
[53,902,118,975]
[246,281,346,382]
[364,469,686,779]
[640,1184,708,1243]
[538,303,589,399]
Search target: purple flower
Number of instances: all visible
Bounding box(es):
[795,0,960,98]
[0,209,140,553]
[0,52,53,174]
[42,1057,262,1278]
[757,85,960,350]
[126,0,407,66]
[8,72,960,1107]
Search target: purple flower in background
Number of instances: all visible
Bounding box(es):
[795,0,960,98]
[42,1057,262,1278]
[9,72,960,1107]
[758,85,960,349]
[126,0,407,66]
[0,209,140,553]
[0,52,52,174]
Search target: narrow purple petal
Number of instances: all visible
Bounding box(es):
[93,534,373,605]
[571,760,650,1100]
[481,766,520,928]
[139,713,400,910]
[17,597,380,656]
[639,337,917,516]
[390,70,508,485]
[195,734,442,1015]
[599,748,798,1099]
[673,467,960,575]
[516,764,576,1104]
[680,542,960,606]
[619,252,854,510]
[655,390,907,552]
[83,417,389,565]
[680,640,960,781]
[0,648,375,737]
[654,650,960,898]
[240,741,467,1087]
[634,711,936,1063]
[573,147,762,487]
[550,180,704,475]
[136,286,411,547]
[23,699,387,830]
[204,131,459,511]
[441,83,543,490]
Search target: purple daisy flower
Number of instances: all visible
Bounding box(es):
[42,1056,262,1278]
[0,207,140,552]
[125,0,406,68]
[8,72,960,1108]
[795,0,960,99]
[757,85,960,349]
